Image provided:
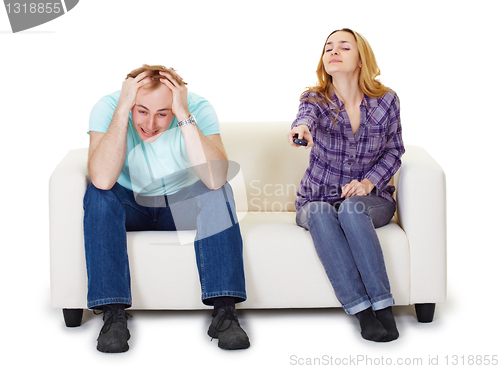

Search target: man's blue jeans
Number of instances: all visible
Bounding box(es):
[83,180,247,309]
[296,194,395,315]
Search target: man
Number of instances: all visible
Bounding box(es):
[84,64,249,352]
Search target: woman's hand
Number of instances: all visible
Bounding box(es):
[159,69,190,121]
[341,179,374,198]
[116,71,153,113]
[288,124,314,149]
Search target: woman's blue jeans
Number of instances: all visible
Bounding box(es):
[83,180,246,309]
[296,195,395,315]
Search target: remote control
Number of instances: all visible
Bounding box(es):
[293,134,308,146]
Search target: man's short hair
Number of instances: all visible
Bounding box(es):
[126,64,187,90]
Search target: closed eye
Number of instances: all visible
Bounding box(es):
[325,40,352,53]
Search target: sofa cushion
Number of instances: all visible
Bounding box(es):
[123,212,409,309]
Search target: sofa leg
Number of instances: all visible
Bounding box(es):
[415,303,435,323]
[63,309,83,327]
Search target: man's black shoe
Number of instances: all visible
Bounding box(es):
[208,306,250,350]
[96,305,130,353]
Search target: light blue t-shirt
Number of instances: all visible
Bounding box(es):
[89,90,220,196]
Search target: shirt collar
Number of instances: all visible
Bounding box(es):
[361,95,379,109]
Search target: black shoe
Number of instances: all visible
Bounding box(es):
[208,306,250,350]
[96,305,130,353]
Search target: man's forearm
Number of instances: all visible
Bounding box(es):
[180,124,228,190]
[88,109,129,190]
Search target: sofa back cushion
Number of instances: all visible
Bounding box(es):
[220,122,309,212]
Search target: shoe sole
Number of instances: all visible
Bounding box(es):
[97,342,130,353]
[208,330,250,350]
[218,340,250,350]
[97,331,131,353]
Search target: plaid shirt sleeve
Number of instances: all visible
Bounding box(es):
[291,92,320,131]
[364,93,405,190]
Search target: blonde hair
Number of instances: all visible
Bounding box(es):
[301,28,387,119]
[126,64,187,90]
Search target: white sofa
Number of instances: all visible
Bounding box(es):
[49,122,446,327]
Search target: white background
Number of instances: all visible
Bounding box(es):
[1,0,499,367]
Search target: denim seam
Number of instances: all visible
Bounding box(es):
[365,202,389,211]
[371,293,394,304]
[371,296,395,311]
[122,201,150,218]
[88,297,132,309]
[202,291,247,301]
[120,205,132,297]
[363,202,393,214]
[343,296,372,315]
[195,215,206,295]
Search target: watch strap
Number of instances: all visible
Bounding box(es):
[177,115,197,127]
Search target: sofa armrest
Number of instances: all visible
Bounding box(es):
[396,145,447,304]
[49,148,89,308]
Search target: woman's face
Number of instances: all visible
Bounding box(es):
[322,31,362,77]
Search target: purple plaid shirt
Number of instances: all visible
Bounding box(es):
[291,89,405,211]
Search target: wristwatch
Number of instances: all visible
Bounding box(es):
[177,115,197,127]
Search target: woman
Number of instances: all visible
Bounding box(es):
[287,28,404,342]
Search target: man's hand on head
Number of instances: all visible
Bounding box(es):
[159,69,190,122]
[117,71,153,113]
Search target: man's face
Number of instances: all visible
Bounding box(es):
[131,83,174,143]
